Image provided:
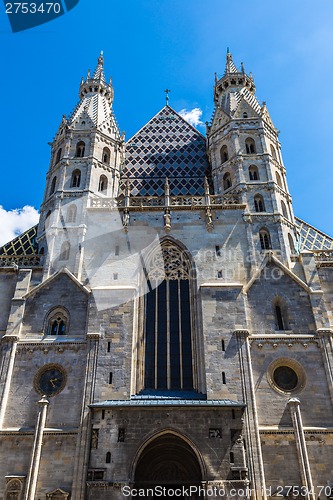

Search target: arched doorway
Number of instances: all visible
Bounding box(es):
[134,433,202,499]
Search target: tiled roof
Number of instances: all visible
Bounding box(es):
[121,106,211,196]
[0,225,38,256]
[90,398,245,408]
[295,217,333,251]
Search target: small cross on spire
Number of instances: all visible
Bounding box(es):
[164,88,171,106]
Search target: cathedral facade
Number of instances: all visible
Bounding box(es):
[0,52,332,500]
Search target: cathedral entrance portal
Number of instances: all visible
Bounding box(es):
[134,433,202,499]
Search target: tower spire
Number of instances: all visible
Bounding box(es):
[93,51,105,82]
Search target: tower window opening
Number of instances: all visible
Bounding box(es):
[50,176,57,195]
[288,233,296,253]
[67,204,77,223]
[243,112,248,118]
[44,210,52,230]
[59,241,70,261]
[215,245,222,256]
[106,452,111,464]
[245,138,256,154]
[222,371,226,384]
[223,172,232,191]
[98,174,108,194]
[281,200,289,219]
[75,141,85,158]
[270,144,277,160]
[102,147,111,165]
[217,270,223,278]
[254,195,265,212]
[273,298,288,331]
[230,451,235,464]
[276,171,283,188]
[102,409,105,419]
[220,145,229,164]
[259,228,271,250]
[71,169,81,188]
[109,372,113,384]
[107,342,111,353]
[249,165,259,180]
[221,339,225,351]
[55,148,62,164]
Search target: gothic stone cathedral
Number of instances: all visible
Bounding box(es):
[0,52,332,500]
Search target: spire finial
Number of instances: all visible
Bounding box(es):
[164,88,171,106]
[227,47,230,54]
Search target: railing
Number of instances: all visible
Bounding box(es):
[0,255,43,268]
[313,250,333,266]
[89,193,242,209]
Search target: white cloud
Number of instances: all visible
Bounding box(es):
[178,108,204,127]
[0,205,40,246]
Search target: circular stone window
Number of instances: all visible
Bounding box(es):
[268,359,305,394]
[273,366,298,391]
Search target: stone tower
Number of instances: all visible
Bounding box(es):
[0,52,332,500]
[37,52,124,279]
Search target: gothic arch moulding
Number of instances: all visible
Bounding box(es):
[134,238,205,396]
[130,429,206,485]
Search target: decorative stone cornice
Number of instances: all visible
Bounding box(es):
[1,335,19,343]
[86,333,102,340]
[316,328,333,337]
[234,329,250,338]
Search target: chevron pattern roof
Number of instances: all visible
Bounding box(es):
[121,106,210,196]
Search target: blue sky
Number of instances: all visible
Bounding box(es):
[1,0,333,243]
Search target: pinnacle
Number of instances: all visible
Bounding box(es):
[93,51,106,82]
[224,51,239,75]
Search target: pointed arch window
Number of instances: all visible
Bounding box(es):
[276,172,283,188]
[98,174,108,194]
[67,204,77,223]
[75,141,85,158]
[254,195,265,212]
[59,241,70,261]
[270,144,277,160]
[273,298,288,330]
[71,169,81,188]
[259,228,271,250]
[288,233,296,254]
[55,148,62,164]
[143,243,195,392]
[102,147,111,165]
[45,210,52,230]
[281,200,288,219]
[46,308,68,336]
[223,172,232,191]
[220,145,229,164]
[5,479,23,500]
[50,176,57,195]
[249,165,259,181]
[245,138,256,154]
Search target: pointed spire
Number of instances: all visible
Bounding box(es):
[225,48,238,74]
[93,51,105,82]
